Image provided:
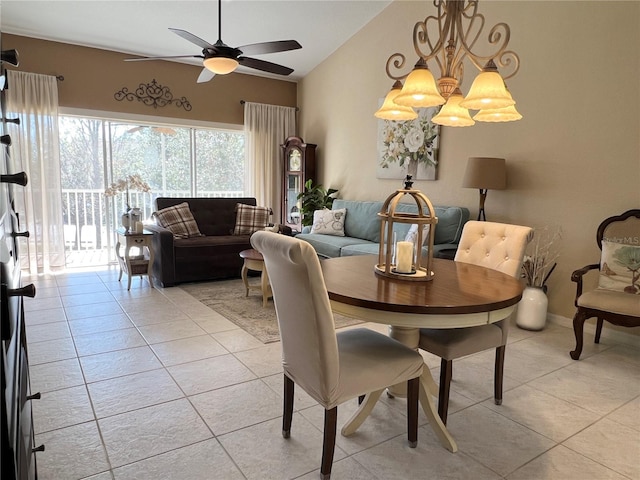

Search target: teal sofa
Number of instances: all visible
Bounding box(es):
[296,199,470,259]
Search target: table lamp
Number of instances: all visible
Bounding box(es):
[462,157,506,221]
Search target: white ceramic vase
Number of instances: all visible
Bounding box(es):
[121,208,141,231]
[121,211,131,230]
[516,286,548,331]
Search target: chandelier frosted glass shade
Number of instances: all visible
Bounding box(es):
[474,104,523,122]
[473,87,522,122]
[374,81,418,120]
[393,64,445,108]
[432,89,475,127]
[203,56,239,75]
[460,62,515,111]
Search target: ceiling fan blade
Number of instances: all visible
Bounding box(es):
[238,40,302,56]
[169,28,215,49]
[239,57,294,76]
[197,67,216,83]
[125,55,203,62]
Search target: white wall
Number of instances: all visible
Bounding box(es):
[298,1,640,320]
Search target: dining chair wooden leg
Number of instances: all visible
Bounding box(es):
[595,317,604,344]
[494,345,505,405]
[283,374,294,438]
[321,407,338,480]
[407,377,419,448]
[438,359,452,425]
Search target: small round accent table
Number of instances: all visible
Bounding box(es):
[239,249,272,307]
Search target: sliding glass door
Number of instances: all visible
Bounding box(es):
[59,115,244,266]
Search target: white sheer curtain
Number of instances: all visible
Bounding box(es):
[244,102,296,223]
[6,71,65,273]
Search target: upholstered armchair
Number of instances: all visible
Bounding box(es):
[251,231,423,480]
[418,221,533,424]
[570,209,640,360]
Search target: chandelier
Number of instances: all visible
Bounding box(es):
[375,1,522,126]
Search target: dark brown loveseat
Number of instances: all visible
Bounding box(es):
[146,197,257,287]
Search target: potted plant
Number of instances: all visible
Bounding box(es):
[104,174,151,230]
[296,179,338,227]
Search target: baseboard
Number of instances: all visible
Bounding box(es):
[548,313,640,349]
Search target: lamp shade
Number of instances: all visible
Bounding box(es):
[462,157,506,190]
[203,56,239,75]
[375,81,418,120]
[394,63,445,108]
[431,88,475,127]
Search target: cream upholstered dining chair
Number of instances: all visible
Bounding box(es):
[419,221,533,424]
[251,231,423,480]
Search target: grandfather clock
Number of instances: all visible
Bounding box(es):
[281,136,316,233]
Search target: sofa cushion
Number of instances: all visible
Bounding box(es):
[340,242,380,257]
[295,233,367,259]
[433,206,468,244]
[310,208,346,236]
[173,234,252,248]
[153,202,203,239]
[332,200,383,242]
[233,204,271,235]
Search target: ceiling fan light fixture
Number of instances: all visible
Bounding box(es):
[203,56,239,75]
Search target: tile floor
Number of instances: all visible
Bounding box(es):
[23,267,639,480]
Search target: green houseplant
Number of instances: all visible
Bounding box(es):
[297,179,338,227]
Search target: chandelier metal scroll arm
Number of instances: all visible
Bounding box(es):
[496,50,520,80]
[413,11,449,73]
[459,21,515,73]
[384,52,411,81]
[453,2,484,73]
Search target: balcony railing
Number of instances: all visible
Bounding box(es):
[62,188,243,267]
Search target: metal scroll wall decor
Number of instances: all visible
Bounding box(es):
[114,79,192,111]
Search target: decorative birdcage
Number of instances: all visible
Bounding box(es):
[375,175,438,281]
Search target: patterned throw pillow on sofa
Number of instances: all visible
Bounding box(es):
[233,204,271,235]
[153,202,203,239]
[598,240,640,294]
[310,208,347,236]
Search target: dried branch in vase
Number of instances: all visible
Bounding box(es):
[521,225,562,290]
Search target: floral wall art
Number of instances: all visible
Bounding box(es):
[377,106,440,180]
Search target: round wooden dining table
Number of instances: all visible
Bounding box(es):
[320,255,524,453]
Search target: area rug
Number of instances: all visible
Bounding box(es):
[180,278,362,344]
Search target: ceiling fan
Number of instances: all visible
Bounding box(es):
[125,0,302,83]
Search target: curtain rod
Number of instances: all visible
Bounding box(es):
[240,100,298,112]
[56,75,64,81]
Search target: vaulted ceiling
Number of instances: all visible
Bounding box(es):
[1,0,392,81]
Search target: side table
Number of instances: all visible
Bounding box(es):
[239,248,272,307]
[115,227,155,290]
